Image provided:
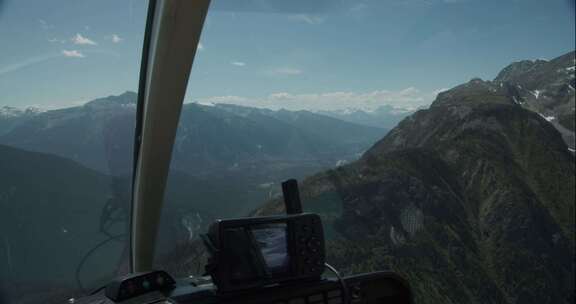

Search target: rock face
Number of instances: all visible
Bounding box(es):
[256,52,575,303]
[493,51,575,149]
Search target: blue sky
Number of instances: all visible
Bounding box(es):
[0,0,574,111]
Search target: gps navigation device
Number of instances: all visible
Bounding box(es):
[203,213,325,292]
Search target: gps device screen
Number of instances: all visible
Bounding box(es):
[251,223,289,274]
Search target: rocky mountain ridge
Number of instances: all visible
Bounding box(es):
[493,51,575,149]
[256,51,576,303]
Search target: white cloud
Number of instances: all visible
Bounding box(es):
[350,3,368,12]
[195,88,440,112]
[0,53,60,76]
[231,61,246,67]
[71,33,97,45]
[111,34,123,43]
[433,88,449,95]
[197,43,204,51]
[289,14,325,25]
[61,50,85,58]
[271,67,303,76]
[38,19,54,30]
[197,95,250,104]
[48,38,66,44]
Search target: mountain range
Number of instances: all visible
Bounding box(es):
[0,93,386,181]
[256,50,575,303]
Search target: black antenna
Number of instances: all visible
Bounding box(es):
[281,179,303,214]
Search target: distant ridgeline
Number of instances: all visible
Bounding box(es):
[256,51,576,304]
[0,92,387,179]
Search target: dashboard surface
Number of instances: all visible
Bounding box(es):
[75,271,411,304]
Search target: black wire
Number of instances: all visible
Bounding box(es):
[325,263,350,304]
[129,0,158,273]
[75,234,128,294]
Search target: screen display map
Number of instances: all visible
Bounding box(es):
[251,224,289,274]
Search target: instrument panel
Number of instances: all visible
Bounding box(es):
[74,271,411,304]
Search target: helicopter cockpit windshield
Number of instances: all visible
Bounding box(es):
[0,0,149,302]
[1,0,574,303]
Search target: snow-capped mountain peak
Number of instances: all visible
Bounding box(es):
[0,106,44,118]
